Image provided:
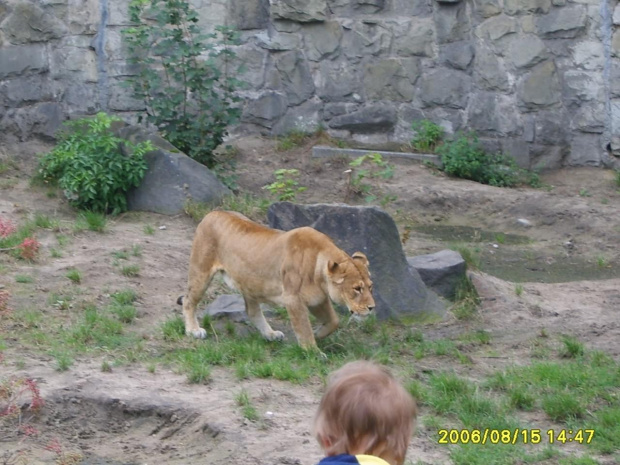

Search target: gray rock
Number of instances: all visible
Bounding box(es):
[304,21,343,61]
[242,91,288,129]
[468,93,521,136]
[563,70,603,103]
[115,125,231,215]
[571,104,605,134]
[573,41,605,71]
[419,69,471,109]
[272,98,324,134]
[3,2,67,44]
[1,76,54,106]
[50,46,98,82]
[473,0,502,18]
[200,295,250,322]
[342,23,392,60]
[0,103,66,142]
[329,105,398,133]
[529,145,566,170]
[475,15,518,42]
[229,0,269,30]
[533,111,569,145]
[317,60,361,102]
[504,0,551,15]
[440,41,475,70]
[392,18,434,57]
[518,61,561,109]
[502,139,531,168]
[536,6,587,39]
[355,0,386,13]
[0,45,48,79]
[324,102,359,119]
[363,59,415,101]
[233,46,267,89]
[255,31,301,51]
[507,34,548,68]
[473,45,510,91]
[433,2,471,44]
[517,218,533,228]
[567,134,603,166]
[274,51,315,105]
[271,0,328,22]
[407,250,466,300]
[267,202,446,319]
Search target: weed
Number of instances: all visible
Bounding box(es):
[131,244,143,257]
[263,169,307,202]
[494,232,506,244]
[76,211,107,232]
[101,360,112,372]
[111,289,138,305]
[112,249,130,260]
[161,316,186,341]
[345,153,395,203]
[515,283,524,296]
[143,224,155,235]
[601,197,609,205]
[55,353,73,371]
[542,393,585,421]
[15,274,34,284]
[147,363,156,374]
[38,113,153,214]
[33,213,60,230]
[411,120,444,153]
[615,169,620,187]
[450,245,481,269]
[111,304,137,324]
[50,248,62,258]
[559,335,585,358]
[120,265,140,277]
[235,389,259,421]
[65,268,82,284]
[579,188,591,197]
[276,129,309,151]
[451,276,480,320]
[596,255,608,268]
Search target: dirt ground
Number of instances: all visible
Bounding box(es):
[1,136,619,464]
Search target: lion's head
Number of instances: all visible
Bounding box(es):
[327,251,375,316]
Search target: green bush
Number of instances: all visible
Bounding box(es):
[411,120,444,153]
[437,132,525,188]
[38,113,153,214]
[123,0,243,170]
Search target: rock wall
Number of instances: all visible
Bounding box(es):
[1,0,619,169]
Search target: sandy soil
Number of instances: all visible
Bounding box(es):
[0,136,619,464]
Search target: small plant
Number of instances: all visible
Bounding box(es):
[55,353,73,372]
[162,316,186,341]
[17,238,41,261]
[38,113,153,214]
[615,169,620,187]
[143,224,155,235]
[65,269,82,284]
[559,335,584,358]
[111,289,138,305]
[131,245,143,257]
[596,255,609,268]
[452,276,480,320]
[76,211,107,232]
[101,360,112,372]
[15,274,34,284]
[121,265,140,277]
[111,304,137,324]
[411,120,444,152]
[276,129,309,151]
[235,389,259,421]
[515,283,524,296]
[345,153,394,203]
[263,169,307,202]
[579,188,591,197]
[0,217,16,238]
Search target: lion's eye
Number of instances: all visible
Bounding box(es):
[354,286,362,293]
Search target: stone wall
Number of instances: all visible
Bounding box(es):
[1,0,619,169]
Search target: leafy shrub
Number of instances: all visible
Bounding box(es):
[411,120,444,153]
[263,169,307,202]
[38,113,153,215]
[123,0,243,170]
[437,132,526,187]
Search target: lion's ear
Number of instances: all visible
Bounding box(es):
[352,251,369,266]
[328,261,345,284]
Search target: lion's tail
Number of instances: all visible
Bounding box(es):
[176,295,184,306]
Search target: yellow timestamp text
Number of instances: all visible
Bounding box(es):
[438,428,595,445]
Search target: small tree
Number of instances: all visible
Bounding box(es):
[123,0,244,169]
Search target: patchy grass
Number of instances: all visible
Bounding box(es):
[184,193,270,224]
[120,264,140,277]
[235,389,259,421]
[65,268,82,284]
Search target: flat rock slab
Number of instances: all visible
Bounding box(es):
[268,202,446,320]
[407,249,466,300]
[312,145,442,166]
[199,294,273,322]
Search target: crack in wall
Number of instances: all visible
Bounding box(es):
[95,0,109,111]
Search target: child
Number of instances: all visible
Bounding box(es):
[313,361,418,465]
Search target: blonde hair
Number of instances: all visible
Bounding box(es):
[314,361,417,465]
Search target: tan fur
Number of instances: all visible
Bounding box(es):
[179,210,375,350]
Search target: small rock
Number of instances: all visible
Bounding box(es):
[517,218,532,227]
[158,225,167,230]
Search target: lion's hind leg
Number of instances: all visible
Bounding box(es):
[182,250,219,339]
[244,297,285,342]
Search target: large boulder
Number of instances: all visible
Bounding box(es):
[114,125,231,215]
[267,202,446,320]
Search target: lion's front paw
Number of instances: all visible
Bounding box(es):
[187,328,207,339]
[265,330,285,342]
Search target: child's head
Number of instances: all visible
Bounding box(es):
[314,361,417,465]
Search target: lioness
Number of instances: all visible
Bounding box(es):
[178,211,375,350]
